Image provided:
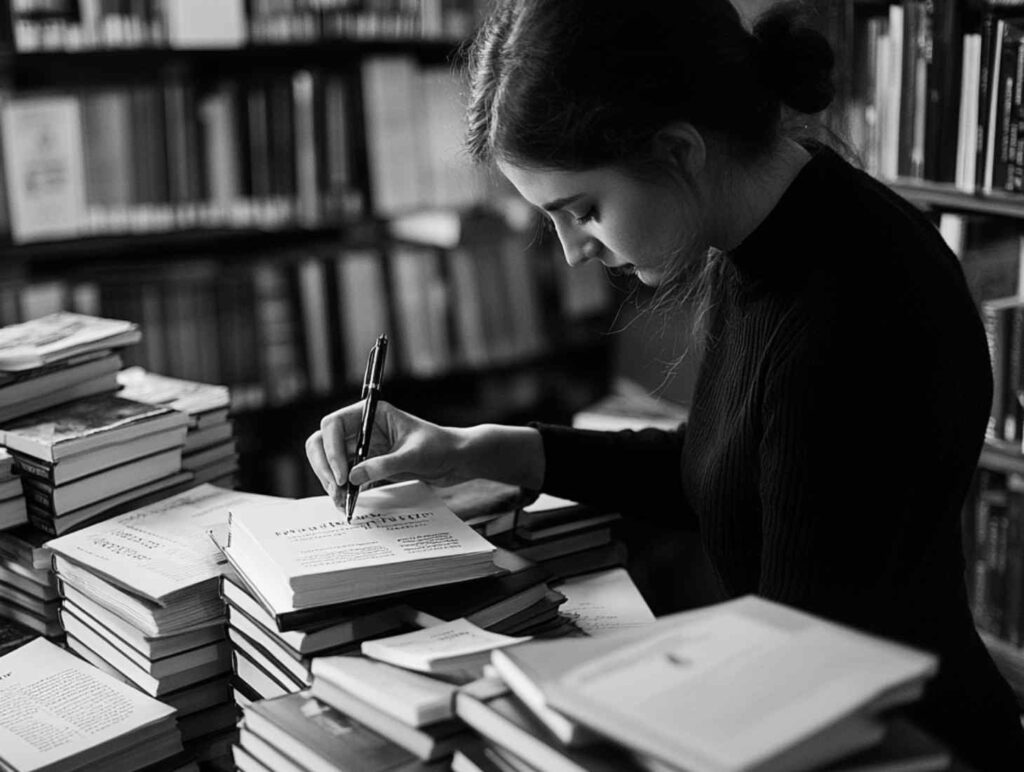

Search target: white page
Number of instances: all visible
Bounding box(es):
[554,597,936,772]
[362,618,527,672]
[555,568,655,635]
[230,481,494,579]
[0,638,175,772]
[46,484,285,603]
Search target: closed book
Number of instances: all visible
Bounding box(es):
[2,394,186,461]
[23,447,183,515]
[311,655,457,727]
[0,313,138,372]
[220,572,406,651]
[227,607,334,687]
[541,596,936,772]
[244,692,423,772]
[0,370,119,426]
[233,647,291,702]
[0,496,27,531]
[0,616,36,655]
[13,425,187,486]
[310,676,470,761]
[0,525,52,570]
[0,594,61,637]
[228,625,310,692]
[116,367,230,428]
[0,352,121,410]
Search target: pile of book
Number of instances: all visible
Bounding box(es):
[45,484,284,769]
[220,481,507,702]
[0,514,60,640]
[3,393,192,537]
[0,449,26,531]
[117,366,238,488]
[0,312,138,425]
[458,596,949,772]
[0,638,195,772]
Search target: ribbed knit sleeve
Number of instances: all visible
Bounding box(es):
[532,423,696,529]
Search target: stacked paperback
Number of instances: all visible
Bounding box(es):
[0,638,194,771]
[0,312,138,425]
[117,366,238,488]
[45,484,283,768]
[459,595,949,772]
[2,393,191,536]
[0,449,26,530]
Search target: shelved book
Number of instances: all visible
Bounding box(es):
[46,483,285,760]
[0,637,189,772]
[117,367,238,488]
[2,393,190,534]
[474,596,940,772]
[223,480,499,614]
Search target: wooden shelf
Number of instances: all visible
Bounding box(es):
[887,179,1024,220]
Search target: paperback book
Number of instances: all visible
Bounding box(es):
[0,312,140,371]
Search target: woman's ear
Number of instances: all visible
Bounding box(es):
[654,122,707,180]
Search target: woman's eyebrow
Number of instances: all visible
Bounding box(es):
[542,193,584,212]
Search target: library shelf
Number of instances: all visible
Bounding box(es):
[0,39,463,82]
[0,226,354,267]
[979,441,1024,476]
[887,179,1024,221]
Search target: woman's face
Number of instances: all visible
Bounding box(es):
[498,160,709,287]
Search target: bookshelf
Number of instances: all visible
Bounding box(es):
[0,1,619,498]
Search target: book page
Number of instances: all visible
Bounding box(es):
[231,481,494,578]
[362,619,527,672]
[0,638,174,772]
[555,568,655,635]
[46,484,285,603]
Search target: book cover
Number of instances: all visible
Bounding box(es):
[116,366,230,421]
[2,394,185,461]
[0,96,86,243]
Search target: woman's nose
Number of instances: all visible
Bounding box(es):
[564,237,602,268]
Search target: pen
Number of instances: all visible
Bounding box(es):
[346,333,388,524]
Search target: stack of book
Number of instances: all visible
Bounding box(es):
[117,366,238,488]
[0,637,194,772]
[0,312,138,424]
[0,449,26,531]
[45,484,285,768]
[220,481,503,703]
[457,596,949,772]
[2,393,192,537]
[0,523,62,641]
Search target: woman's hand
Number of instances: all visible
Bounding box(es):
[306,401,471,504]
[305,401,546,505]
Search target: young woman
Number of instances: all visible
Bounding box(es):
[307,1,1024,766]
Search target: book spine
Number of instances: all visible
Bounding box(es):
[11,455,54,485]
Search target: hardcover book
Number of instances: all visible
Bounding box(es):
[2,394,187,461]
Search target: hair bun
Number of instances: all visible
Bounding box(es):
[753,6,835,115]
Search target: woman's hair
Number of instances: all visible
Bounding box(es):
[464,0,836,360]
[465,0,835,169]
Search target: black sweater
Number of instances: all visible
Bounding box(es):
[536,146,1024,769]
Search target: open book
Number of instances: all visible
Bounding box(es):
[224,481,498,613]
[0,638,182,771]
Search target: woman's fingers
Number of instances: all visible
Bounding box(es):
[305,430,340,502]
[320,403,365,487]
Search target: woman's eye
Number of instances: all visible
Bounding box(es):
[573,208,596,226]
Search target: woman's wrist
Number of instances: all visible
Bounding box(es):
[458,424,544,490]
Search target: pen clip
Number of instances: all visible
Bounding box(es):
[360,349,374,399]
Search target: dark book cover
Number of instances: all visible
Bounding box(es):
[247,693,418,771]
[924,0,962,182]
[977,14,999,191]
[898,0,923,179]
[0,616,37,656]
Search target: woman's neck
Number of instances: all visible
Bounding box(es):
[711,137,812,253]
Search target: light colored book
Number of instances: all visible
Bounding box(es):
[0,97,86,244]
[115,367,230,426]
[0,352,121,410]
[46,483,285,607]
[0,638,181,771]
[2,394,186,462]
[541,596,937,772]
[224,480,497,612]
[311,655,457,727]
[552,567,655,636]
[0,371,119,426]
[163,0,246,48]
[362,618,527,681]
[0,313,139,372]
